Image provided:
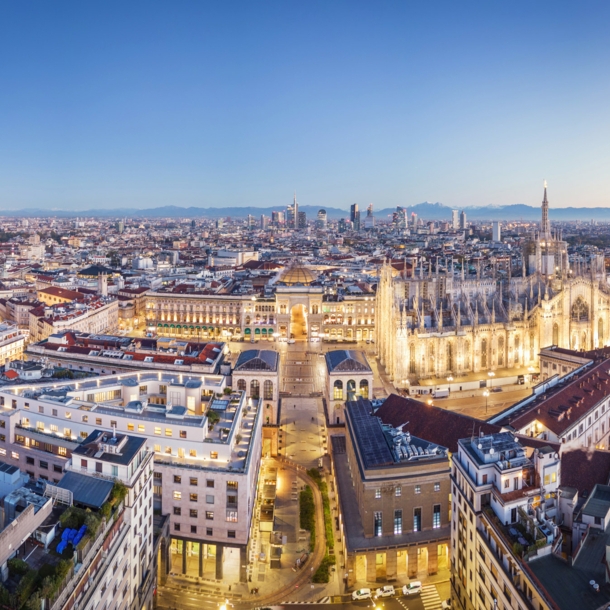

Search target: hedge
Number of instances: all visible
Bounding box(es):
[299,486,316,551]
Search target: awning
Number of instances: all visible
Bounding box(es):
[254,328,260,334]
[268,328,274,334]
[261,328,267,334]
[244,328,251,334]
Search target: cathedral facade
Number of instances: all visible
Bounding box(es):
[376,186,610,383]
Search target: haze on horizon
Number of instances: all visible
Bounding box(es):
[0,1,609,212]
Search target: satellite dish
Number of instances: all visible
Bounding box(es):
[490,448,495,454]
[477,443,482,449]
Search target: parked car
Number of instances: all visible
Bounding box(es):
[351,588,372,601]
[441,600,452,609]
[375,585,395,599]
[402,581,422,595]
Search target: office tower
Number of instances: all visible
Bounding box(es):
[338,218,348,233]
[411,212,418,229]
[260,215,270,230]
[393,207,407,229]
[350,203,360,231]
[316,209,328,229]
[297,211,307,229]
[451,209,459,230]
[492,221,501,242]
[287,192,299,229]
[459,210,467,230]
[363,203,375,229]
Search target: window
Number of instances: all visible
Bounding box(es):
[180,430,187,439]
[111,465,118,477]
[38,406,44,413]
[375,488,381,499]
[127,423,134,431]
[11,451,18,460]
[174,475,182,484]
[96,418,102,426]
[207,480,215,488]
[226,510,238,523]
[433,504,441,528]
[53,465,62,473]
[394,510,402,535]
[165,428,172,437]
[190,509,198,518]
[190,494,198,502]
[110,420,116,428]
[206,495,214,504]
[81,459,88,469]
[173,507,181,515]
[210,451,218,459]
[173,491,182,500]
[504,478,510,489]
[414,508,422,532]
[415,485,421,494]
[190,477,198,486]
[191,525,197,534]
[40,460,48,470]
[50,424,58,432]
[174,523,180,531]
[395,486,401,497]
[374,512,382,536]
[189,449,197,457]
[154,427,161,436]
[138,424,145,433]
[434,482,440,492]
[26,456,34,465]
[82,415,88,422]
[206,528,213,536]
[206,511,214,520]
[227,530,236,539]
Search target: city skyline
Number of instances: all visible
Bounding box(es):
[1,1,609,210]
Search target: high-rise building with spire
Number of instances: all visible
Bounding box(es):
[287,192,299,229]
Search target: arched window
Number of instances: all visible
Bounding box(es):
[481,338,488,368]
[333,380,343,400]
[347,380,356,401]
[312,305,319,315]
[237,379,246,392]
[409,343,416,374]
[446,343,453,372]
[245,316,251,325]
[599,318,604,346]
[498,337,504,366]
[553,323,559,346]
[359,379,369,399]
[530,332,535,361]
[250,380,260,399]
[514,336,520,364]
[263,380,273,400]
[465,341,471,370]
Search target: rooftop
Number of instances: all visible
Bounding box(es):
[325,350,371,373]
[233,349,279,372]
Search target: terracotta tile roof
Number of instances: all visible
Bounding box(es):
[499,360,610,436]
[560,449,610,496]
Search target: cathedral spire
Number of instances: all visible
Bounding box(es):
[541,180,551,237]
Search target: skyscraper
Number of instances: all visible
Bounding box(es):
[350,203,360,231]
[316,209,327,229]
[297,211,307,229]
[492,220,501,242]
[287,192,299,229]
[459,210,467,230]
[451,209,459,230]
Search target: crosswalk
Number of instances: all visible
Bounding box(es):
[420,584,443,610]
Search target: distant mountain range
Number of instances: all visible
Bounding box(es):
[0,201,608,221]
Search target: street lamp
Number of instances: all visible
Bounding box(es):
[488,370,495,391]
[483,390,490,415]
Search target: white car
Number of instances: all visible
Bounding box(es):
[402,581,422,595]
[375,585,395,599]
[351,588,371,601]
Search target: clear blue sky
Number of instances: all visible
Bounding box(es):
[0,1,609,211]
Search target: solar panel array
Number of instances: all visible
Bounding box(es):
[348,399,394,469]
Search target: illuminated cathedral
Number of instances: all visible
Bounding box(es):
[376,184,609,384]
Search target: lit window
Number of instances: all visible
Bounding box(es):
[154,427,161,436]
[127,423,134,431]
[395,486,401,497]
[11,452,18,460]
[173,491,182,500]
[82,415,88,422]
[210,452,218,459]
[433,504,441,529]
[65,411,71,419]
[206,511,214,520]
[375,488,381,499]
[165,428,172,437]
[189,449,197,457]
[434,482,440,492]
[50,425,58,432]
[138,425,145,433]
[226,510,238,523]
[414,485,421,494]
[154,444,161,453]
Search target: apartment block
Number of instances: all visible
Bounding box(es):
[0,370,263,583]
